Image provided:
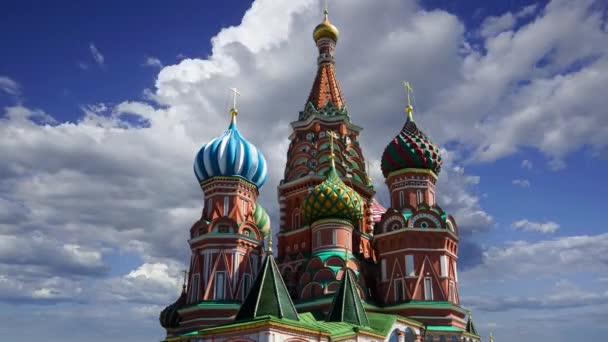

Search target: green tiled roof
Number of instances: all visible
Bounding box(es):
[427,325,465,332]
[326,268,369,326]
[235,252,299,321]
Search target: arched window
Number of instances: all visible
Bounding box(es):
[405,328,415,342]
[439,336,447,342]
[425,335,434,342]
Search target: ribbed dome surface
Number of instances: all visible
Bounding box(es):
[381,119,442,177]
[253,202,271,237]
[302,168,363,224]
[194,117,268,189]
[159,290,186,329]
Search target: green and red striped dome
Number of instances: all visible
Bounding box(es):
[381,119,442,177]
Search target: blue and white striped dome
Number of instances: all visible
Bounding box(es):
[194,115,268,189]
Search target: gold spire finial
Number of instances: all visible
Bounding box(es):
[327,130,339,169]
[365,160,372,185]
[228,87,241,119]
[489,332,494,342]
[266,232,273,254]
[403,81,414,121]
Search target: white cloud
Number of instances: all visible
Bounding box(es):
[100,262,182,304]
[0,1,606,341]
[512,219,559,233]
[521,159,533,169]
[512,179,531,188]
[0,76,20,96]
[479,12,516,38]
[478,4,537,38]
[89,43,105,66]
[429,0,608,168]
[143,56,163,68]
[463,233,608,282]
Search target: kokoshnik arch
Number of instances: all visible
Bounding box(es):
[160,8,484,342]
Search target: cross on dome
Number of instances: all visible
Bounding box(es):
[327,130,338,168]
[228,87,240,117]
[403,81,415,121]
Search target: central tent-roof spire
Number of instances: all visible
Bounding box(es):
[303,3,346,116]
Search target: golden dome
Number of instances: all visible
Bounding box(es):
[313,9,339,43]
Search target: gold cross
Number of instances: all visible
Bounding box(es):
[327,130,339,168]
[229,87,241,116]
[403,81,414,120]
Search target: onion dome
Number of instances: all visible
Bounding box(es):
[193,110,268,189]
[302,167,364,225]
[313,9,339,43]
[159,290,186,329]
[253,202,271,237]
[381,109,442,177]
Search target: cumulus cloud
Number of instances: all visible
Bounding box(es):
[429,0,608,168]
[512,219,559,233]
[0,0,606,341]
[464,279,608,312]
[479,4,538,38]
[521,159,533,169]
[89,43,105,66]
[512,179,531,188]
[463,233,608,282]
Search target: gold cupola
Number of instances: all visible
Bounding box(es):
[313,9,339,43]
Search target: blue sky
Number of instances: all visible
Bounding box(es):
[1,1,607,341]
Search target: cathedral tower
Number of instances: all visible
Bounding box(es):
[373,83,465,328]
[160,100,270,336]
[276,9,376,309]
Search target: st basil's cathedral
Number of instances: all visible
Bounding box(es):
[159,8,486,342]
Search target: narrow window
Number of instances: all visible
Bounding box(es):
[332,230,337,245]
[215,272,225,300]
[449,281,455,302]
[207,198,213,216]
[424,277,433,300]
[190,274,200,303]
[381,259,387,281]
[453,260,458,282]
[405,255,415,276]
[430,192,435,206]
[295,212,300,229]
[417,190,423,205]
[395,279,404,301]
[399,191,405,207]
[440,255,448,277]
[242,274,251,299]
[241,198,246,217]
[223,196,229,216]
[316,231,321,247]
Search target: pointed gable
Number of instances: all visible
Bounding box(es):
[235,251,299,321]
[326,268,369,326]
[466,312,478,335]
